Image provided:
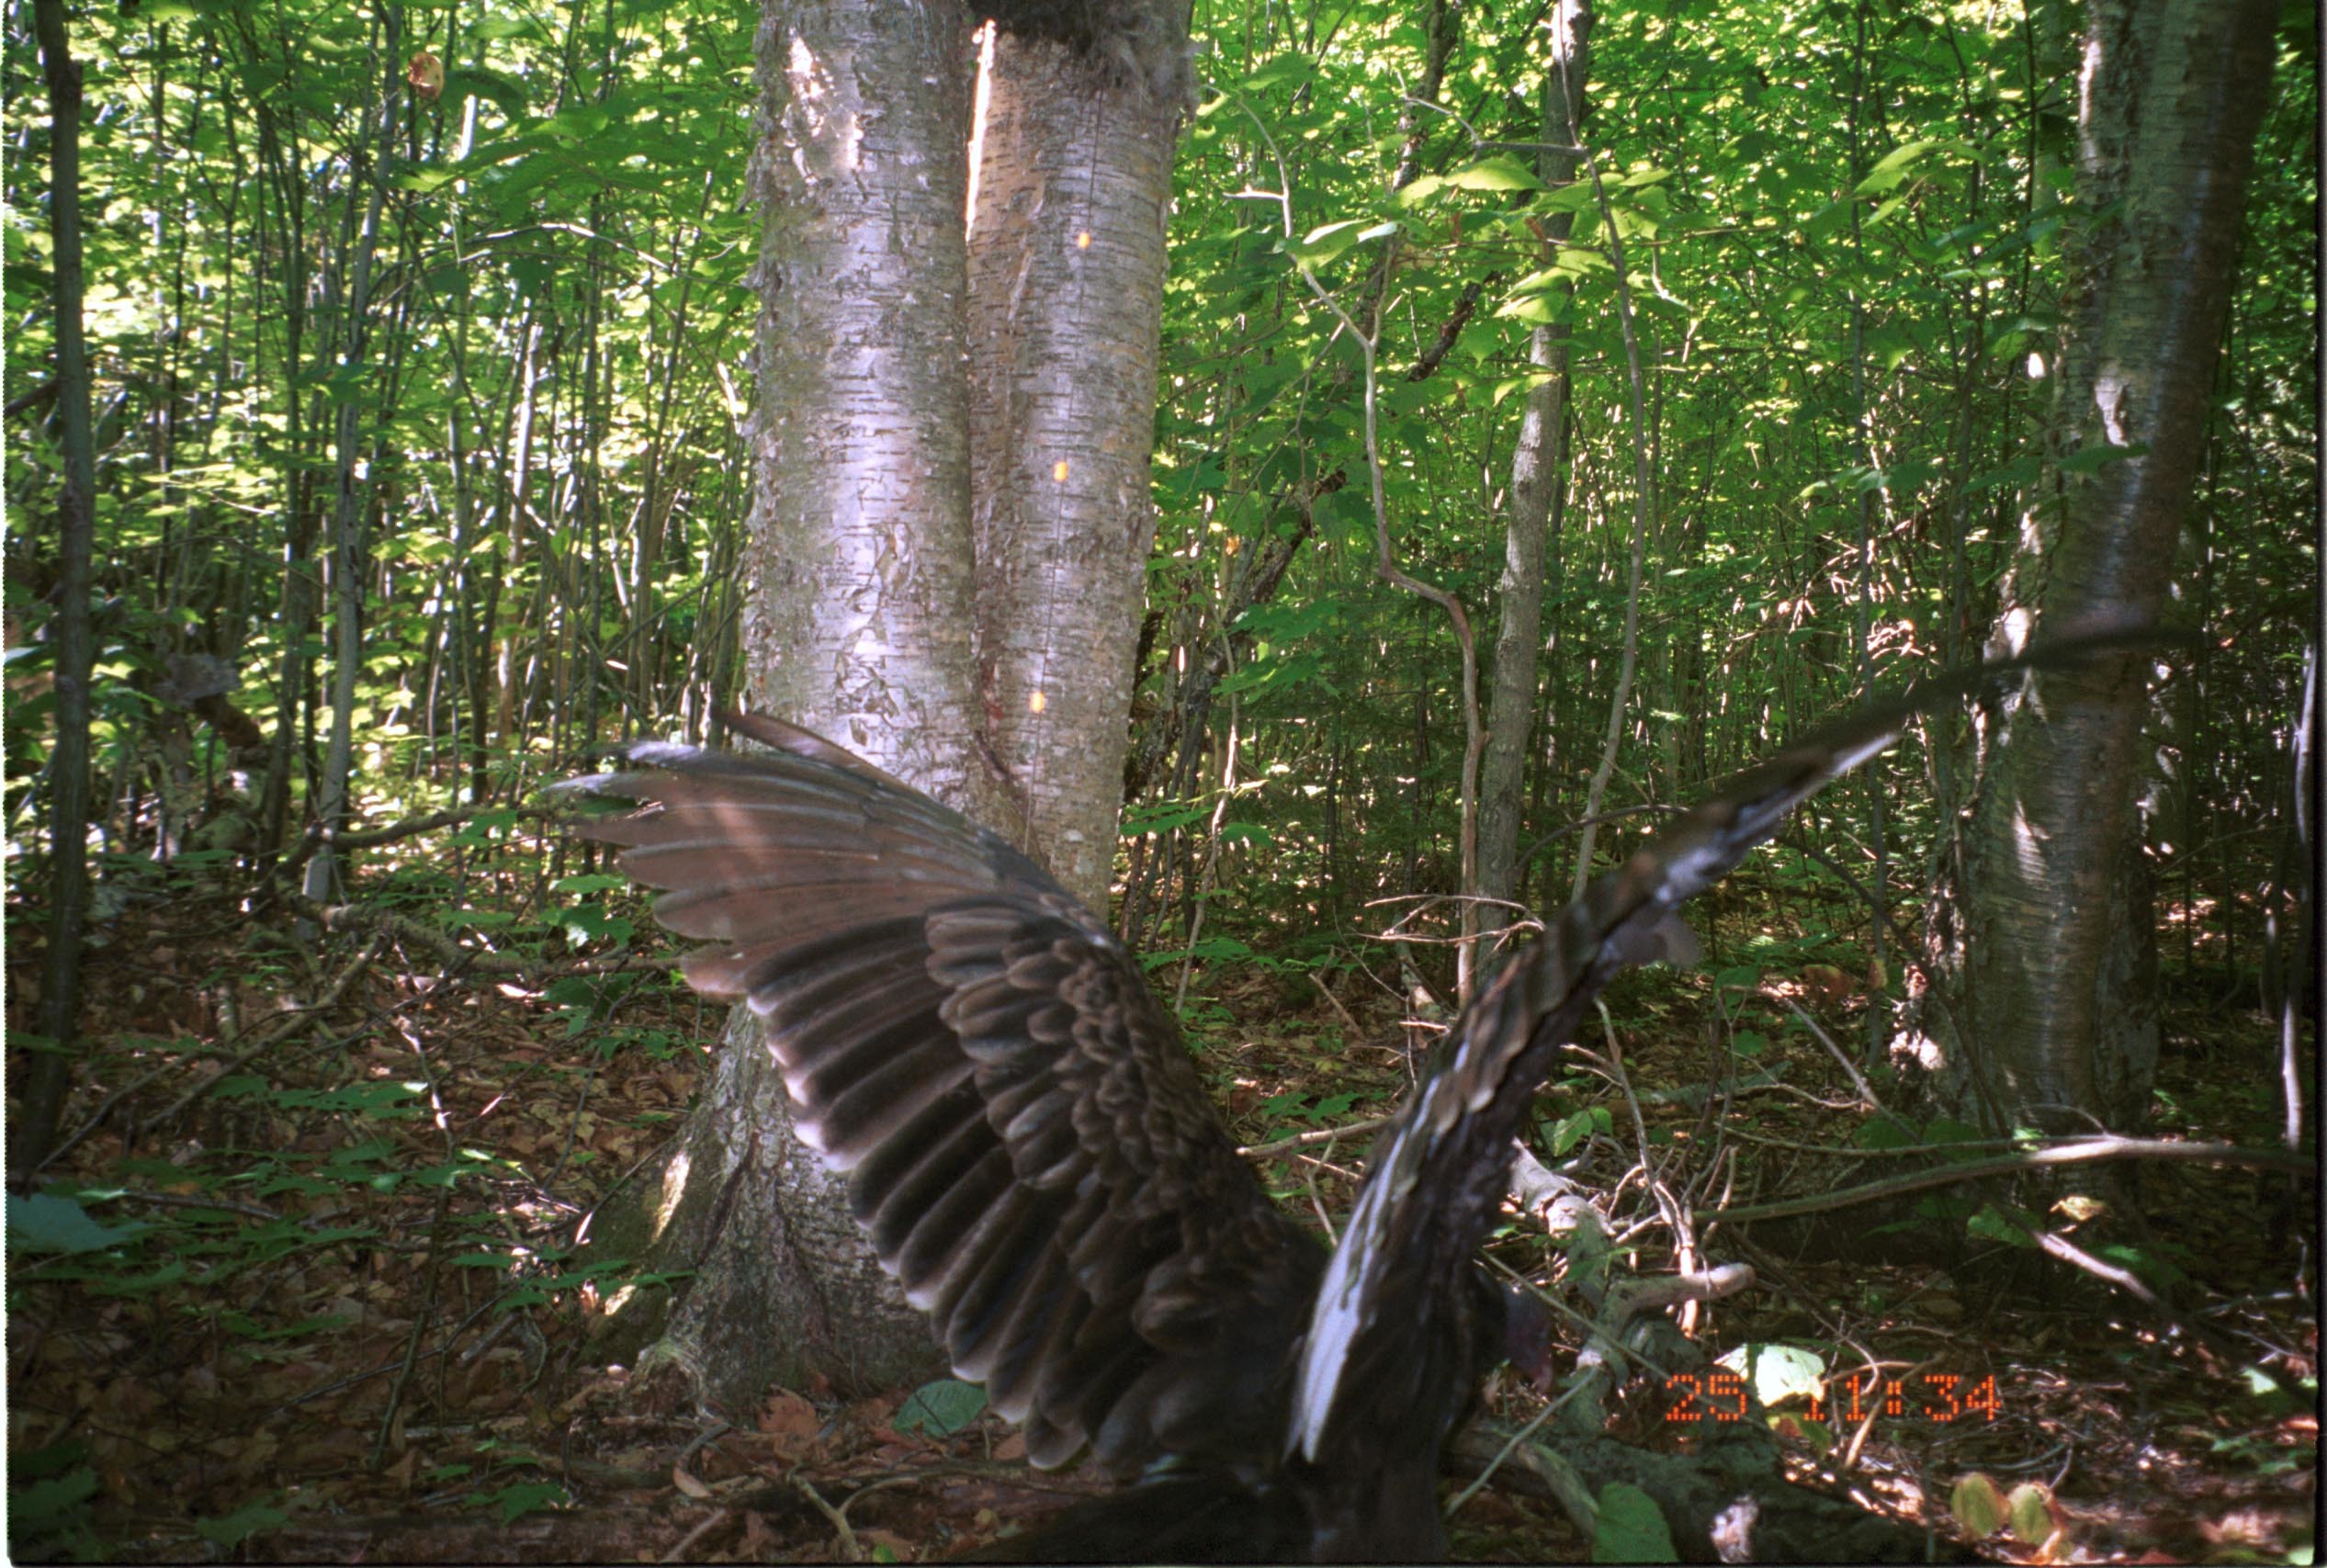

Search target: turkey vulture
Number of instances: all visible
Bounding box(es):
[563,635,2157,1562]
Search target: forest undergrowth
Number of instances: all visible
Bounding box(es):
[5,831,2314,1564]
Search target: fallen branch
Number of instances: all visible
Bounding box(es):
[1239,1114,1395,1159]
[276,802,556,877]
[1711,1134,2313,1224]
[279,889,677,977]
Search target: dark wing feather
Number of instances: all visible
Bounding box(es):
[1285,631,2176,1479]
[566,717,1321,1478]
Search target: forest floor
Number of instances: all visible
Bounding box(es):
[6,858,2316,1564]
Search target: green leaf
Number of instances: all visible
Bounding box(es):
[1950,1472,2008,1537]
[1225,54,1316,96]
[1715,1342,1827,1406]
[1921,1118,1983,1153]
[1967,455,2040,493]
[551,873,628,894]
[7,1192,150,1254]
[448,65,529,121]
[397,164,464,195]
[559,904,634,946]
[1122,802,1206,836]
[59,1259,189,1296]
[274,1080,424,1117]
[1545,1105,1611,1157]
[9,1467,97,1529]
[1851,1116,1915,1151]
[1591,1481,1677,1562]
[485,1481,567,1522]
[1287,220,1372,266]
[1803,197,1852,240]
[442,908,517,931]
[1444,155,1544,193]
[545,976,601,1008]
[895,1378,988,1438]
[2006,1483,2054,1546]
[1966,1203,2038,1247]
[2087,1241,2189,1290]
[1855,139,1960,195]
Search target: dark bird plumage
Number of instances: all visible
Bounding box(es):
[563,634,2157,1562]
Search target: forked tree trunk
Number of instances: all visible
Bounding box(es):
[582,0,1184,1411]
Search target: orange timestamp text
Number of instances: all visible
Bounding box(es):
[1663,1369,2003,1424]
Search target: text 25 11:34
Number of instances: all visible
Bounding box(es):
[1664,1370,2002,1424]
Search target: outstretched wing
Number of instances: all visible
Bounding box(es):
[567,716,1320,1478]
[1286,633,2172,1469]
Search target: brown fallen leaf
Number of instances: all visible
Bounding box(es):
[761,1387,821,1461]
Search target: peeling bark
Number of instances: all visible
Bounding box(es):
[587,0,984,1406]
[1911,0,2277,1135]
[584,0,1181,1413]
[967,19,1181,908]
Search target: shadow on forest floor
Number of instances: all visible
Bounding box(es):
[6,861,2315,1563]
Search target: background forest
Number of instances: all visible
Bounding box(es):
[4,0,2317,1562]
